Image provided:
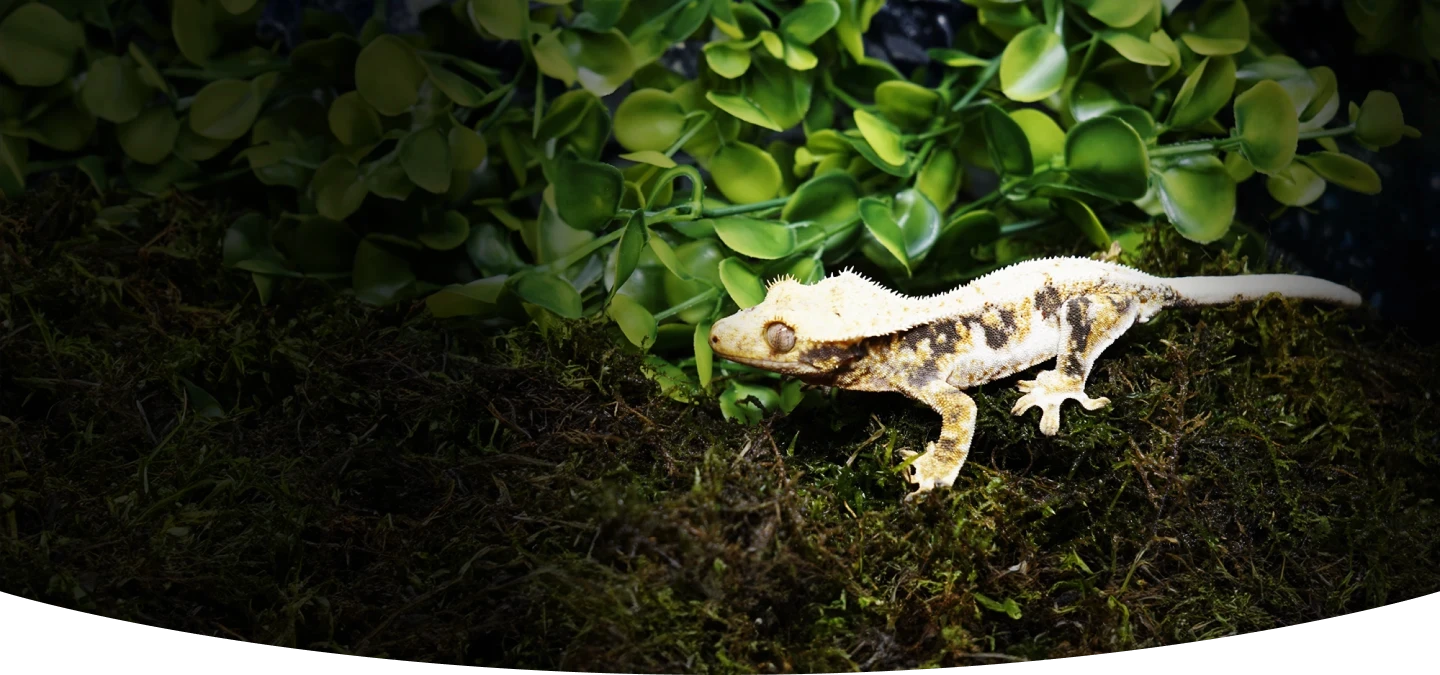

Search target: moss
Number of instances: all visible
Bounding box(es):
[2,178,1438,670]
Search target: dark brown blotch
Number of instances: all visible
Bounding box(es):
[1035,285,1063,319]
[1065,297,1095,354]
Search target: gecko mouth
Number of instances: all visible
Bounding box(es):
[712,350,822,374]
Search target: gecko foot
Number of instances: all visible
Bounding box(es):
[1011,371,1110,435]
[898,443,961,501]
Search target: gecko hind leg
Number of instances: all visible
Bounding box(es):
[895,379,978,501]
[1012,294,1141,435]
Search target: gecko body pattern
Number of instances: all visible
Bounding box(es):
[707,256,1361,500]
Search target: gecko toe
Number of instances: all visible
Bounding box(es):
[1079,395,1111,411]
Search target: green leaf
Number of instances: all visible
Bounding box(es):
[549,158,623,231]
[973,592,1023,620]
[171,0,219,67]
[1235,54,1309,83]
[706,91,782,131]
[514,271,583,318]
[312,156,368,221]
[1076,0,1155,28]
[0,136,27,198]
[1166,56,1236,129]
[328,91,383,147]
[1297,152,1381,195]
[999,25,1067,103]
[781,0,841,44]
[1181,0,1250,56]
[81,55,152,124]
[468,0,525,39]
[694,317,715,387]
[222,213,284,269]
[930,210,1000,265]
[720,381,780,425]
[875,80,940,131]
[1104,106,1157,141]
[712,217,796,259]
[174,123,233,161]
[719,257,766,309]
[927,48,989,68]
[608,213,648,303]
[0,4,80,87]
[607,294,658,349]
[1156,155,1236,243]
[614,88,687,152]
[355,35,427,116]
[1054,197,1111,248]
[916,147,964,213]
[661,238,725,324]
[782,171,862,228]
[573,29,637,97]
[1100,30,1170,66]
[981,105,1034,177]
[1065,117,1149,200]
[1234,80,1298,174]
[419,210,470,250]
[1354,90,1404,148]
[427,275,510,318]
[127,44,169,94]
[704,40,753,79]
[532,28,578,85]
[746,54,813,130]
[179,376,226,418]
[1265,161,1325,207]
[1008,108,1065,168]
[859,190,941,275]
[854,109,906,167]
[1068,79,1124,124]
[75,155,107,194]
[535,89,599,142]
[573,0,625,32]
[190,77,270,141]
[420,56,488,107]
[1299,66,1339,129]
[710,141,783,204]
[117,107,180,165]
[399,127,452,194]
[219,0,258,14]
[353,239,416,305]
[620,151,676,168]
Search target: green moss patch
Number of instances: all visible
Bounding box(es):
[2,179,1438,670]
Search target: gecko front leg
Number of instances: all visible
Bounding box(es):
[895,377,978,501]
[1012,294,1141,435]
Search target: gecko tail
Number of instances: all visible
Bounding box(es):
[1166,274,1363,308]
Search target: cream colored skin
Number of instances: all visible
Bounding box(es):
[708,256,1362,501]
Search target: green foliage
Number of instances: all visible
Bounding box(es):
[0,0,1420,423]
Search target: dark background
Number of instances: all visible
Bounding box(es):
[257,0,1439,332]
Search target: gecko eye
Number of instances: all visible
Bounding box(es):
[764,322,796,353]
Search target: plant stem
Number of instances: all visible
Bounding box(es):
[950,58,1001,111]
[1149,124,1358,158]
[1147,136,1244,158]
[700,196,790,218]
[1299,124,1357,141]
[824,71,872,112]
[910,123,964,141]
[536,227,626,274]
[1075,35,1100,78]
[665,112,712,157]
[654,288,720,321]
[946,190,1004,227]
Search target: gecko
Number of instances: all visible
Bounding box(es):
[706,256,1362,501]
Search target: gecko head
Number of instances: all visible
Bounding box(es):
[707,270,903,377]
